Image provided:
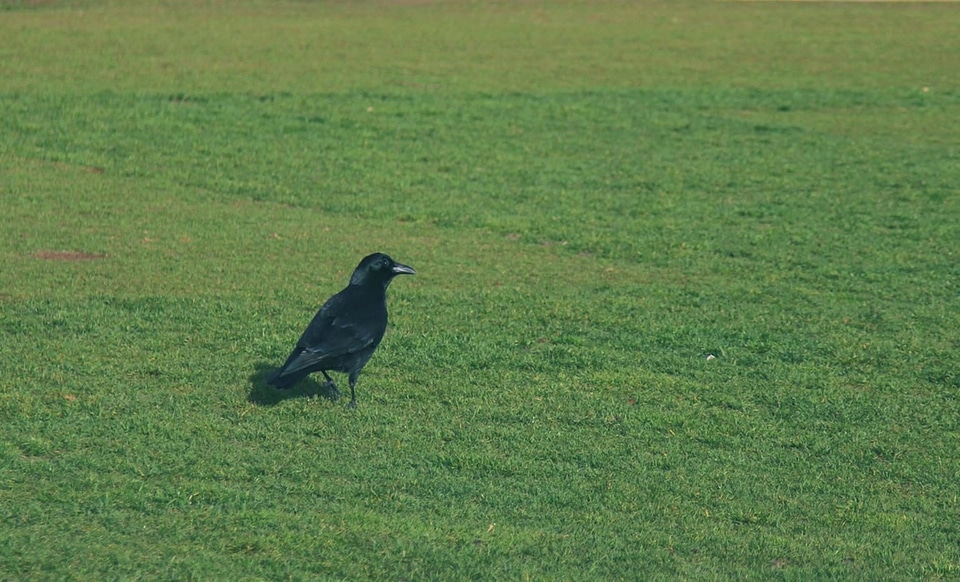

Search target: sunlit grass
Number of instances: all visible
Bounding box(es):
[1,0,958,579]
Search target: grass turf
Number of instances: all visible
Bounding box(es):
[1,0,959,579]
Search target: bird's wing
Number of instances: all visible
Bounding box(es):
[274,292,384,378]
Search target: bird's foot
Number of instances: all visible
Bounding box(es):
[346,399,357,409]
[321,381,340,402]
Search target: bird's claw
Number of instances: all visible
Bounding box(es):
[346,399,357,409]
[321,381,340,401]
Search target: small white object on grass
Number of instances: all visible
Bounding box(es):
[706,354,717,361]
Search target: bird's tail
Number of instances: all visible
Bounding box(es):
[266,367,307,390]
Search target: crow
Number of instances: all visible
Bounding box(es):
[267,253,415,407]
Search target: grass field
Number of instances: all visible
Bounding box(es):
[1,0,959,579]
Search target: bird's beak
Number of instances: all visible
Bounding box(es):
[392,262,416,276]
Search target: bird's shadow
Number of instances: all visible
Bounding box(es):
[247,362,339,406]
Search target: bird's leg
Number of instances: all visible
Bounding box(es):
[320,371,340,401]
[346,371,358,408]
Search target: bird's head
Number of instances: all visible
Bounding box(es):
[350,253,416,287]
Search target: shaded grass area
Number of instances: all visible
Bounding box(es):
[2,0,960,579]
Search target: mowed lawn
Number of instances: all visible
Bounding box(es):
[1,0,958,579]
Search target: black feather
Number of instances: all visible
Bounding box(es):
[267,253,415,407]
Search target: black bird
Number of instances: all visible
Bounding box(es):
[267,253,415,407]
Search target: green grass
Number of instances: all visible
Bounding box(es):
[2,0,959,579]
